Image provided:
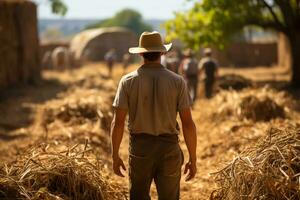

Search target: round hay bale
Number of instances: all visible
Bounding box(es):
[70,27,138,66]
[217,74,252,91]
[211,124,300,200]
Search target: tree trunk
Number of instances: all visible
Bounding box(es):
[288,31,300,88]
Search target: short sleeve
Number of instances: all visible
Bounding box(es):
[112,78,128,110]
[177,78,192,111]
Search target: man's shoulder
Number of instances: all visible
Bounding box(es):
[163,69,186,87]
[200,57,217,65]
[120,70,138,83]
[166,69,184,80]
[199,57,210,63]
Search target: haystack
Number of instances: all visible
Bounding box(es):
[217,74,252,91]
[69,27,138,66]
[238,96,285,121]
[0,0,40,88]
[213,87,292,122]
[211,124,300,200]
[0,145,126,200]
[42,90,113,131]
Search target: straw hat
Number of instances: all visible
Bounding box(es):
[129,31,172,54]
[204,48,212,55]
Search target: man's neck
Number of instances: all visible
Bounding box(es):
[143,60,161,65]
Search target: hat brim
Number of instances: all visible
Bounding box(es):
[129,43,172,54]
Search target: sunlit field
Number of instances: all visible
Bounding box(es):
[0,62,299,199]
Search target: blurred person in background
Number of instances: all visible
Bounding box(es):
[122,53,131,74]
[166,51,180,74]
[199,48,219,98]
[180,49,199,103]
[104,48,117,77]
[111,31,197,200]
[161,53,167,67]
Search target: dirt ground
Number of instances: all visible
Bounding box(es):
[0,63,299,199]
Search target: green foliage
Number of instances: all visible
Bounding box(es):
[49,0,68,16]
[165,0,299,50]
[86,9,153,35]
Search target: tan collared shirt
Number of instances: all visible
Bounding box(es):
[113,63,191,136]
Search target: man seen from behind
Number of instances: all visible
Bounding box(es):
[111,31,197,200]
[199,48,218,98]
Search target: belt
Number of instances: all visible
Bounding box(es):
[130,133,179,144]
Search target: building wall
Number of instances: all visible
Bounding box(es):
[0,0,40,88]
[213,42,278,67]
[39,39,279,68]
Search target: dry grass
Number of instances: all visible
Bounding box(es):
[0,144,126,200]
[41,89,113,132]
[0,63,299,200]
[211,123,300,200]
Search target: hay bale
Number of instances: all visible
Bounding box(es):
[0,0,40,88]
[0,177,21,199]
[69,27,138,66]
[41,50,52,69]
[51,46,70,70]
[0,145,125,200]
[214,87,291,122]
[217,74,252,91]
[211,124,300,200]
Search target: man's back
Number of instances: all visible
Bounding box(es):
[113,63,191,136]
[183,58,199,77]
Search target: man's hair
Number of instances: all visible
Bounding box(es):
[142,52,161,61]
[205,52,212,57]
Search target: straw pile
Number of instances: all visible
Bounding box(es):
[211,124,300,200]
[217,74,252,91]
[213,87,292,122]
[42,89,113,131]
[238,96,285,121]
[0,144,126,200]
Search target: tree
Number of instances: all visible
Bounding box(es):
[165,0,300,87]
[86,9,153,35]
[48,0,67,16]
[34,0,67,16]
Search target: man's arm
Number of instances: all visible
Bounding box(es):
[111,108,127,177]
[179,107,197,181]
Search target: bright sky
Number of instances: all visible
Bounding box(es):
[37,0,194,19]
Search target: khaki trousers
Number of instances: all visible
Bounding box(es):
[129,134,183,200]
